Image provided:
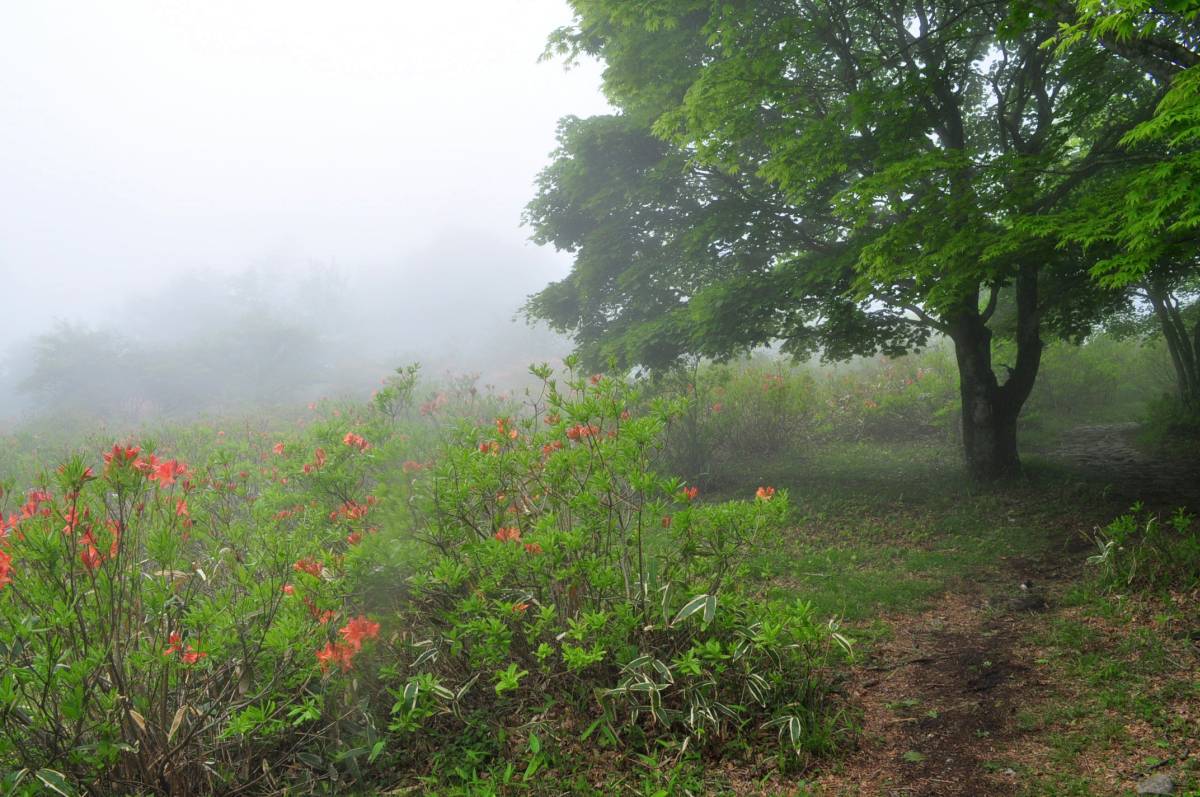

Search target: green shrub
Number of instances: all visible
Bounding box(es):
[0,361,852,794]
[382,360,851,771]
[1087,504,1200,591]
[1141,394,1200,453]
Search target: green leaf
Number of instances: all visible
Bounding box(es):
[35,770,76,797]
[672,593,710,625]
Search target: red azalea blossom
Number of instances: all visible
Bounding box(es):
[302,595,336,623]
[342,432,370,451]
[338,615,380,651]
[175,499,189,517]
[330,499,370,522]
[565,423,600,441]
[282,584,295,595]
[513,602,530,614]
[80,544,103,572]
[149,459,188,487]
[181,647,207,665]
[523,542,543,555]
[106,519,122,558]
[316,641,355,673]
[682,486,699,501]
[164,632,183,656]
[273,442,285,455]
[21,490,53,521]
[103,444,141,470]
[493,526,521,543]
[755,486,776,501]
[0,548,13,590]
[346,531,362,545]
[293,557,323,577]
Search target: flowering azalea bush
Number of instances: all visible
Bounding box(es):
[0,361,850,794]
[374,360,851,772]
[0,436,388,794]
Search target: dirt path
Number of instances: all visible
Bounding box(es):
[804,426,1198,795]
[811,588,1050,796]
[1044,422,1200,511]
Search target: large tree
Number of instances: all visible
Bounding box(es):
[527,0,1157,479]
[1031,0,1200,406]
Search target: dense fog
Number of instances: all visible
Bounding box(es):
[0,1,607,424]
[0,233,575,422]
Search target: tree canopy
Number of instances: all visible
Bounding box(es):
[526,0,1183,478]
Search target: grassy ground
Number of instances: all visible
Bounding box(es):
[495,436,1199,796]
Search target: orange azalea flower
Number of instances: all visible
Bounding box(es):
[338,615,381,651]
[273,442,285,455]
[103,444,141,466]
[164,632,183,656]
[682,486,699,501]
[342,432,370,451]
[566,423,600,441]
[281,584,295,595]
[316,641,355,673]
[293,557,322,577]
[80,544,103,572]
[755,486,776,501]
[512,602,530,614]
[346,531,362,545]
[493,527,521,543]
[181,647,207,665]
[0,548,13,590]
[175,499,189,517]
[523,542,543,555]
[149,459,188,487]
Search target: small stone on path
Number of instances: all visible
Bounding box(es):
[1136,773,1176,795]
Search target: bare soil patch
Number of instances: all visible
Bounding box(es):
[809,588,1049,796]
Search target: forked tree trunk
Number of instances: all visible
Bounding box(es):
[948,266,1043,481]
[1143,282,1200,407]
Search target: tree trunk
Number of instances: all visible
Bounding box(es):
[1144,284,1200,407]
[951,316,1022,480]
[948,267,1044,481]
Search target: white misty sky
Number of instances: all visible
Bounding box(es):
[0,1,608,333]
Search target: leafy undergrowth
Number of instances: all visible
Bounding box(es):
[0,364,853,796]
[0,365,1196,795]
[1009,583,1200,796]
